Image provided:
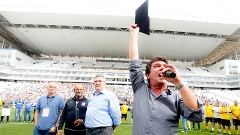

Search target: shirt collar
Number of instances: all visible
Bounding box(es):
[93,88,107,96]
[147,83,169,98]
[149,89,168,98]
[73,95,86,101]
[47,94,56,98]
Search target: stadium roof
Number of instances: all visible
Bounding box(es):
[0,0,240,66]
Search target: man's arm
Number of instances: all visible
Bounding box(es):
[129,24,139,61]
[109,94,121,129]
[230,106,237,117]
[34,110,39,126]
[178,85,199,110]
[110,105,121,126]
[161,64,199,110]
[49,110,62,133]
[58,101,67,131]
[55,110,63,126]
[56,97,65,126]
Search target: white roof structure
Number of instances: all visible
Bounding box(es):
[0,0,240,66]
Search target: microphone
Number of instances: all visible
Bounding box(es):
[163,71,176,78]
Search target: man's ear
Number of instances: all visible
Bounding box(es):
[146,74,150,79]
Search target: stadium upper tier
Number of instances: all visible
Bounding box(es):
[0,59,240,89]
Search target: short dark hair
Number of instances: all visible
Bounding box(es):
[145,55,168,75]
[145,56,168,83]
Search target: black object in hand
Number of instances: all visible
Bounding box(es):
[163,71,176,78]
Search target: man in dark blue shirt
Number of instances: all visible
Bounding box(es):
[57,84,88,135]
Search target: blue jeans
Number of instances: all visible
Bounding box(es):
[14,109,22,122]
[33,126,56,135]
[24,110,31,122]
[182,116,188,132]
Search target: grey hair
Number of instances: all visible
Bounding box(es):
[47,82,58,89]
[73,84,85,91]
[94,75,106,82]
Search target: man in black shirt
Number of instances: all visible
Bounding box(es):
[57,84,88,135]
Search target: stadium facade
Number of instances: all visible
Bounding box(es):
[0,49,240,90]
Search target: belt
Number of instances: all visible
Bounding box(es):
[86,126,111,130]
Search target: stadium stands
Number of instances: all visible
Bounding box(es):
[0,57,240,88]
[0,80,238,108]
[188,67,214,75]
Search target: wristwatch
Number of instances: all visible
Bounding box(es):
[175,82,187,89]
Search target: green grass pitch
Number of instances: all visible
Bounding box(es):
[0,107,238,135]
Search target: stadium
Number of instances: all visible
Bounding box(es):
[0,0,240,135]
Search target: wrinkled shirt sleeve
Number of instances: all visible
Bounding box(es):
[179,98,205,122]
[129,60,146,93]
[109,93,121,126]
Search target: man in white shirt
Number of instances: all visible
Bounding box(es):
[211,102,222,133]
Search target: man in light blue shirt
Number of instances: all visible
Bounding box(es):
[85,75,121,135]
[14,97,24,122]
[33,82,65,135]
[24,98,33,122]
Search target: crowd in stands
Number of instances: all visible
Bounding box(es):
[0,81,238,112]
[0,81,134,106]
[0,81,238,107]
